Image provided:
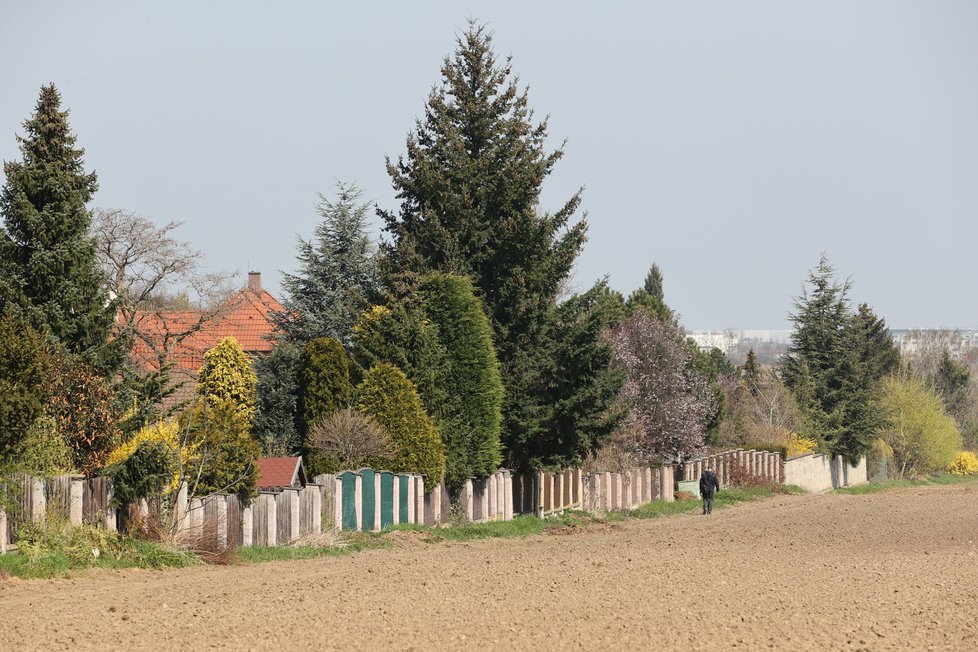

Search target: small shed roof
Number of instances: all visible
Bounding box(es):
[256,457,307,490]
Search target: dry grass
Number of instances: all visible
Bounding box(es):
[290,529,345,548]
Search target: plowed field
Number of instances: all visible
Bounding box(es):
[3,482,977,650]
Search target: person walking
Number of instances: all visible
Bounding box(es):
[699,468,720,515]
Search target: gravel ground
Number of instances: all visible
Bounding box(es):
[2,482,977,651]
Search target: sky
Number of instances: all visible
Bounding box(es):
[2,1,976,330]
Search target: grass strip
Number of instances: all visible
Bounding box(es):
[833,473,978,495]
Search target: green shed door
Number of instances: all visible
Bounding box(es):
[380,472,394,529]
[341,472,358,530]
[359,469,376,531]
[398,475,410,523]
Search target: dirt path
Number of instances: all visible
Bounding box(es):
[3,483,977,650]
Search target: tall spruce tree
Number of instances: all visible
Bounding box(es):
[0,85,116,369]
[276,182,379,347]
[626,263,674,322]
[779,256,880,459]
[381,22,591,469]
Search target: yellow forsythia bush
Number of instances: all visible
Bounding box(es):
[105,420,191,493]
[783,431,817,458]
[946,451,978,476]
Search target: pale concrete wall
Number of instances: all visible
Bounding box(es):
[784,454,868,492]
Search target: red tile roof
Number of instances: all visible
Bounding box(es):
[256,457,307,490]
[130,274,284,373]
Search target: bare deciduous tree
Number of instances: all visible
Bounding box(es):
[308,408,392,470]
[92,208,239,369]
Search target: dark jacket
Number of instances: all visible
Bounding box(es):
[699,470,720,497]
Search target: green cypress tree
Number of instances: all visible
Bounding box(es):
[417,272,503,489]
[381,22,588,470]
[0,85,116,369]
[275,182,379,347]
[299,338,353,433]
[357,363,446,485]
[626,263,674,322]
[644,263,664,300]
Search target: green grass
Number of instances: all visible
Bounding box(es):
[235,531,383,563]
[0,529,195,579]
[833,473,978,495]
[628,484,796,519]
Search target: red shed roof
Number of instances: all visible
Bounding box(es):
[256,457,307,490]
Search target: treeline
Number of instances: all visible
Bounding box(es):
[2,22,975,511]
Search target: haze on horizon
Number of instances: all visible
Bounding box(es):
[2,1,975,331]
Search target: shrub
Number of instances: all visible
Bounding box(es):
[105,439,175,508]
[300,338,352,432]
[45,353,121,476]
[946,451,978,476]
[782,431,817,458]
[357,363,445,485]
[105,419,186,495]
[307,408,393,475]
[0,313,50,461]
[180,399,261,498]
[878,375,961,478]
[11,416,75,475]
[418,272,503,490]
[197,337,257,423]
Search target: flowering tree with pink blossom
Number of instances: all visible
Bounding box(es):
[609,312,713,463]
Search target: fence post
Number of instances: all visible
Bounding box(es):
[174,483,189,535]
[30,476,45,523]
[391,476,401,526]
[69,478,84,525]
[242,503,253,547]
[0,508,7,554]
[265,494,277,547]
[487,474,497,521]
[415,476,425,525]
[333,476,343,530]
[217,496,228,548]
[104,484,117,532]
[503,471,513,521]
[354,474,363,531]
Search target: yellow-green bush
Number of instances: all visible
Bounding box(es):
[946,451,978,476]
[781,430,817,458]
[357,363,445,486]
[105,420,188,494]
[197,337,257,423]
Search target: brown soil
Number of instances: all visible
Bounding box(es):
[3,483,977,650]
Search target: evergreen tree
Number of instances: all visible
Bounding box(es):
[0,85,116,369]
[417,272,503,489]
[352,302,452,415]
[381,22,588,470]
[275,182,379,347]
[644,264,664,300]
[534,281,627,469]
[779,256,880,459]
[626,263,674,322]
[0,313,50,462]
[853,303,900,380]
[357,363,446,485]
[253,342,303,456]
[932,350,972,421]
[196,337,257,424]
[742,349,762,396]
[299,338,352,434]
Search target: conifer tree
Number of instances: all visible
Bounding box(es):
[626,263,674,322]
[0,85,116,369]
[742,349,762,396]
[417,272,503,489]
[299,338,352,433]
[196,337,257,424]
[381,22,589,469]
[357,363,446,485]
[254,342,303,456]
[779,256,881,459]
[276,182,379,347]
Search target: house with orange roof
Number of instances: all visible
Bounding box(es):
[130,271,284,409]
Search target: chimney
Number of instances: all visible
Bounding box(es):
[248,271,261,293]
